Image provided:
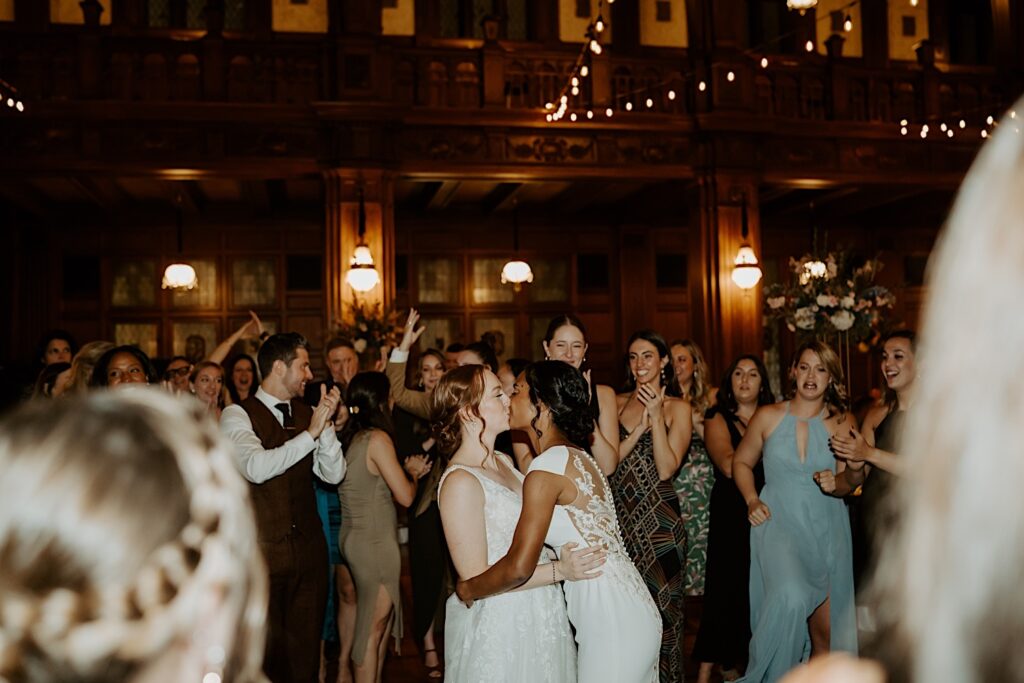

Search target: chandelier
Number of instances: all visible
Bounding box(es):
[787,0,818,14]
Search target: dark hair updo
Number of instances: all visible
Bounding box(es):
[524,361,594,451]
[338,372,395,451]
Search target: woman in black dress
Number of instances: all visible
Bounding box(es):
[815,330,917,589]
[391,347,448,677]
[693,355,775,683]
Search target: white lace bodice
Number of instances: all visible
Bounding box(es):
[529,445,657,618]
[439,453,546,567]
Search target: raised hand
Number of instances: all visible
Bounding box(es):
[245,310,263,337]
[308,384,342,438]
[399,308,427,353]
[557,542,606,581]
[813,469,837,494]
[747,498,771,526]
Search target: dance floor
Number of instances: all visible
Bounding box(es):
[323,546,708,682]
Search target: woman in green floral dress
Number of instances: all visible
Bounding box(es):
[670,340,716,596]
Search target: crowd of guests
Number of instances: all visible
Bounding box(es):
[3,308,917,683]
[3,98,1024,683]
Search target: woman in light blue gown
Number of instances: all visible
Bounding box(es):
[732,340,858,682]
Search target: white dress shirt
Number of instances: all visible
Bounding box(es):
[221,386,346,485]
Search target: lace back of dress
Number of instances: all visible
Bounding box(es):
[562,447,626,556]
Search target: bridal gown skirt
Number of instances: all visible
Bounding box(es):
[563,558,661,683]
[443,583,577,683]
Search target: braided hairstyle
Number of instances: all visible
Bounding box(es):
[0,389,267,683]
[523,361,595,451]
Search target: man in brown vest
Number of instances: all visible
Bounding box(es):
[221,332,345,682]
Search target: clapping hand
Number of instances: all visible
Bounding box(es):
[636,384,666,422]
[404,454,433,480]
[831,428,869,470]
[308,384,342,438]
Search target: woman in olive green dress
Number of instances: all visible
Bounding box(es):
[338,372,432,683]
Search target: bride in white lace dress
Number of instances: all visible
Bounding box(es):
[433,364,607,682]
[457,361,662,683]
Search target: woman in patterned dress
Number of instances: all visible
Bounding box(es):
[612,330,691,683]
[669,339,716,597]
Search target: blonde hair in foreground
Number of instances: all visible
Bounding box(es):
[869,97,1024,683]
[0,388,267,683]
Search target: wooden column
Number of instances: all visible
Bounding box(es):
[324,170,396,327]
[688,175,763,377]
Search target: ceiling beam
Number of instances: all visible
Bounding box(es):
[426,180,461,210]
[481,182,524,214]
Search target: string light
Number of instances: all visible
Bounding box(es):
[959,119,966,129]
[668,90,676,100]
[645,98,653,108]
[900,126,907,135]
[761,57,769,68]
[595,17,605,33]
[805,40,814,52]
[698,81,707,92]
[987,115,995,125]
[580,65,589,77]
[586,110,594,119]
[940,123,947,132]
[727,71,736,82]
[0,78,26,114]
[605,107,613,117]
[843,15,853,32]
[625,102,633,111]
[981,130,988,138]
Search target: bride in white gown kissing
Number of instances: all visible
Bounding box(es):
[456,360,661,683]
[433,364,607,682]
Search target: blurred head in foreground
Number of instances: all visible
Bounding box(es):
[0,389,267,683]
[870,98,1024,683]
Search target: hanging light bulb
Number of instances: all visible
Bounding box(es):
[163,263,198,290]
[805,40,815,52]
[345,185,381,293]
[761,57,769,68]
[787,0,818,14]
[163,191,198,291]
[580,65,590,77]
[501,200,533,292]
[698,81,707,92]
[732,246,763,289]
[625,102,633,111]
[668,90,676,100]
[590,39,602,54]
[843,14,853,32]
[605,107,613,117]
[731,194,762,290]
[595,16,605,33]
[727,71,735,82]
[645,98,654,108]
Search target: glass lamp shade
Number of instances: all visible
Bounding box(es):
[786,0,817,13]
[500,260,534,288]
[346,244,380,292]
[162,263,198,290]
[731,245,763,290]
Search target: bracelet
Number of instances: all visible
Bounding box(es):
[551,561,557,584]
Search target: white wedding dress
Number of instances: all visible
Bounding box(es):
[529,445,662,683]
[440,453,577,683]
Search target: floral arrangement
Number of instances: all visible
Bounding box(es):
[764,252,895,345]
[332,302,401,357]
